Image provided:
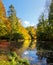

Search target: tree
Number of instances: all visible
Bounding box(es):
[8,5,31,41]
[0,19,7,39]
[48,0,53,40]
[8,5,18,41]
[36,0,53,50]
[48,0,53,25]
[36,13,47,41]
[26,26,36,39]
[12,33,24,41]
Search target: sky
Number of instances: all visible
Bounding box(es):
[3,0,46,27]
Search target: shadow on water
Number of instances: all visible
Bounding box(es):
[1,40,52,65]
[36,41,53,64]
[17,40,47,65]
[17,40,31,55]
[17,40,36,55]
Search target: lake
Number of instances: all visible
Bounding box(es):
[22,49,47,65]
[17,40,47,65]
[0,40,52,65]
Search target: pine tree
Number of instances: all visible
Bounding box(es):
[8,5,17,41]
[48,0,53,40]
[48,0,53,25]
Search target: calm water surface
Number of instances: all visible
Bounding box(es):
[17,40,47,65]
[22,49,47,65]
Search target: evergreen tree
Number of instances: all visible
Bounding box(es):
[48,0,53,40]
[48,0,53,25]
[8,5,18,41]
[8,5,17,31]
[36,0,53,50]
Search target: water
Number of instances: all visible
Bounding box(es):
[22,49,47,65]
[16,40,52,65]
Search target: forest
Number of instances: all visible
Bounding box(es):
[36,0,53,50]
[0,1,36,65]
[0,4,36,41]
[0,0,53,65]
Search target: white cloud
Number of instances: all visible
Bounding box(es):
[24,21,30,25]
[23,21,30,27]
[22,20,35,27]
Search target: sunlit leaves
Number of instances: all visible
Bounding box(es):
[26,26,36,39]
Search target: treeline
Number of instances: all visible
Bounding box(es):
[0,3,36,65]
[0,4,36,41]
[36,0,53,50]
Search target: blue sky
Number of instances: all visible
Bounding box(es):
[3,0,46,27]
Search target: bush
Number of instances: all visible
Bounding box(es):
[0,60,10,65]
[7,52,30,65]
[0,52,30,65]
[12,33,24,41]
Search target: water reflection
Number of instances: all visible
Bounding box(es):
[22,49,47,65]
[16,40,47,65]
[17,40,31,55]
[10,40,53,65]
[17,40,36,55]
[0,40,52,65]
[29,40,36,49]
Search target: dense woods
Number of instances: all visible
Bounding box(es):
[0,0,53,65]
[26,26,36,39]
[36,0,53,63]
[0,1,36,65]
[0,3,36,41]
[36,0,53,50]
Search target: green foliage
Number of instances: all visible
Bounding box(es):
[0,52,30,65]
[1,33,24,41]
[48,0,53,25]
[17,59,30,65]
[0,4,31,40]
[0,60,10,65]
[36,0,53,50]
[7,52,30,65]
[0,19,7,37]
[12,33,24,41]
[26,26,36,39]
[37,13,53,41]
[7,4,31,40]
[8,5,18,41]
